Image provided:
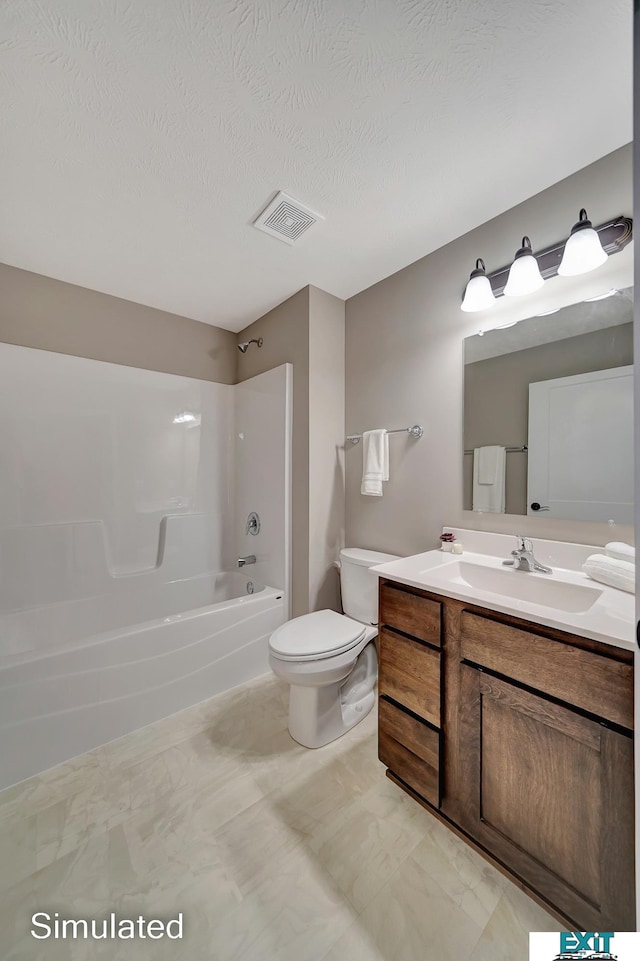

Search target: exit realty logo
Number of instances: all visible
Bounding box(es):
[530,932,640,961]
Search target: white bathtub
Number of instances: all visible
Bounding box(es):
[0,572,286,790]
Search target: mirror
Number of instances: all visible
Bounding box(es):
[463,287,633,522]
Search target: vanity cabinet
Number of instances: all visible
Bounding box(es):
[378,583,443,807]
[377,578,635,930]
[378,698,441,807]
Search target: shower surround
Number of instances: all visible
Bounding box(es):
[0,345,291,789]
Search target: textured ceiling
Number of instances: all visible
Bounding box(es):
[0,0,632,332]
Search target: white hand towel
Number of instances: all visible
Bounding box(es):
[478,445,500,484]
[472,446,506,513]
[361,429,389,496]
[582,554,635,594]
[605,542,635,563]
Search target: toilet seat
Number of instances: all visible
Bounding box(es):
[269,610,367,662]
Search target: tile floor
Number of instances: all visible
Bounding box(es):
[0,674,561,960]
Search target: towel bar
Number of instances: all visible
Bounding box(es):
[464,445,528,454]
[347,425,423,445]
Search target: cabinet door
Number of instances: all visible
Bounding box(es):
[458,666,635,930]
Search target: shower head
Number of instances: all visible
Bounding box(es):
[237,337,263,353]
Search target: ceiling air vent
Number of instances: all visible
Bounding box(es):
[253,191,324,245]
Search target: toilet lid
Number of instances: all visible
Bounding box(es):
[269,610,367,660]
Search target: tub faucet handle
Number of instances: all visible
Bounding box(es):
[245,512,260,535]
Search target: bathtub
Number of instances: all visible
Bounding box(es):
[0,572,286,790]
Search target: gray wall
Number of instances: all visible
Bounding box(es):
[464,322,633,514]
[0,263,237,383]
[308,286,345,612]
[345,144,634,554]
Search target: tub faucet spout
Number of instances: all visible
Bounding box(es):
[237,555,256,568]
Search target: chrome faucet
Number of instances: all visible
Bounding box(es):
[245,512,260,535]
[237,555,256,568]
[502,536,552,574]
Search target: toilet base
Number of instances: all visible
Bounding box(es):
[287,644,377,749]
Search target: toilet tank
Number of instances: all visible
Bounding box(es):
[339,548,401,625]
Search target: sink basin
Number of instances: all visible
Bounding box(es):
[372,535,635,650]
[422,560,603,613]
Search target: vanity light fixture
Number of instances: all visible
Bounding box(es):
[460,214,632,312]
[558,209,608,276]
[503,237,545,297]
[460,259,496,312]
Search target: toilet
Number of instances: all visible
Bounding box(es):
[269,548,400,748]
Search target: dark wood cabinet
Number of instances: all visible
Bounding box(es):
[379,628,441,727]
[379,583,442,647]
[377,577,635,930]
[378,698,441,807]
[377,585,443,810]
[459,610,633,729]
[459,666,634,930]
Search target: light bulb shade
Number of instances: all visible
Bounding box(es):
[460,258,496,312]
[558,209,607,276]
[503,236,544,296]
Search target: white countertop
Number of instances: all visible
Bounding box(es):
[372,530,636,652]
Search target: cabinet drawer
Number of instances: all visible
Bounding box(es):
[379,698,440,807]
[460,611,634,731]
[379,628,440,726]
[380,583,441,647]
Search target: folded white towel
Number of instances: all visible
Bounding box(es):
[361,429,389,496]
[605,542,635,563]
[478,445,500,484]
[582,554,635,594]
[472,446,506,513]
